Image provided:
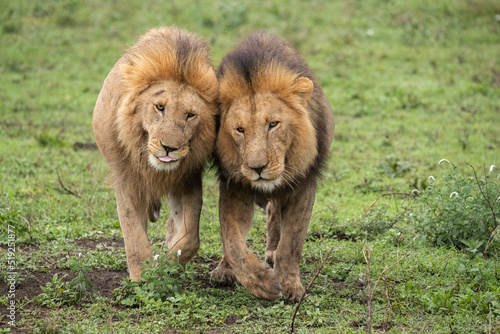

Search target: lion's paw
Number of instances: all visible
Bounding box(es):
[211,261,237,283]
[282,279,306,302]
[243,267,282,301]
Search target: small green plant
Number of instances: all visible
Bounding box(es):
[113,251,195,307]
[353,174,383,194]
[416,160,500,254]
[35,131,65,147]
[36,260,95,307]
[375,155,413,178]
[398,280,500,316]
[0,207,33,244]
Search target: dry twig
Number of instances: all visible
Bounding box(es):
[361,249,409,333]
[368,192,412,211]
[41,255,56,266]
[56,169,81,198]
[363,248,372,334]
[290,244,336,333]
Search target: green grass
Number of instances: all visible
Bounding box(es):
[1,0,500,333]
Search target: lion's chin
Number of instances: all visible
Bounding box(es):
[251,178,282,193]
[148,155,181,172]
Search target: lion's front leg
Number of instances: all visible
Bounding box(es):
[165,173,202,265]
[216,184,281,301]
[115,184,152,282]
[212,190,254,284]
[211,255,236,283]
[274,181,317,302]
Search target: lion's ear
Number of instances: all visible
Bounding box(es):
[292,77,314,102]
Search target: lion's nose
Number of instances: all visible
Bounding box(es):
[161,143,179,154]
[249,163,268,175]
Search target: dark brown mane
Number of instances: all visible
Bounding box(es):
[217,31,313,88]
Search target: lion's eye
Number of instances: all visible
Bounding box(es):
[186,112,196,119]
[236,127,245,133]
[155,104,165,112]
[269,121,279,129]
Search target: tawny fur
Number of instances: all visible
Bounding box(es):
[212,32,334,301]
[93,26,218,281]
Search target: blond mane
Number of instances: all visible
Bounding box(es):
[123,26,218,102]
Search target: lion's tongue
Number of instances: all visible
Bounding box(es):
[158,156,177,162]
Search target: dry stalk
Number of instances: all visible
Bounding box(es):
[363,247,372,334]
[361,248,409,332]
[56,169,81,198]
[383,278,394,318]
[290,244,336,333]
[367,192,412,211]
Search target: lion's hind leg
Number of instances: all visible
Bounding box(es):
[265,200,281,267]
[148,198,162,222]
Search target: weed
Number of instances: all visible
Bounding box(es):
[35,131,65,147]
[353,174,384,194]
[337,203,414,243]
[35,272,94,307]
[376,155,413,178]
[35,259,95,307]
[113,251,195,307]
[416,160,500,254]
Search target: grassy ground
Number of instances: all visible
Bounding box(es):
[1,0,500,333]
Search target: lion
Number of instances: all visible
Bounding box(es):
[93,26,218,281]
[212,32,335,301]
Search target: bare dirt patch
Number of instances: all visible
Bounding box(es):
[73,237,124,249]
[0,268,128,332]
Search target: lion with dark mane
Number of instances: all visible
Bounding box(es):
[212,32,334,301]
[93,26,218,281]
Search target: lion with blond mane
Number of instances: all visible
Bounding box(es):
[212,32,335,301]
[93,26,218,281]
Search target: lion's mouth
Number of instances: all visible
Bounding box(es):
[251,177,282,192]
[156,155,178,163]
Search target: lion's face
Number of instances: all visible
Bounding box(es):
[139,80,214,172]
[218,88,317,193]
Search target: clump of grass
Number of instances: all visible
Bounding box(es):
[35,131,65,148]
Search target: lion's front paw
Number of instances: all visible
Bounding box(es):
[243,267,282,301]
[282,278,305,302]
[211,260,237,283]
